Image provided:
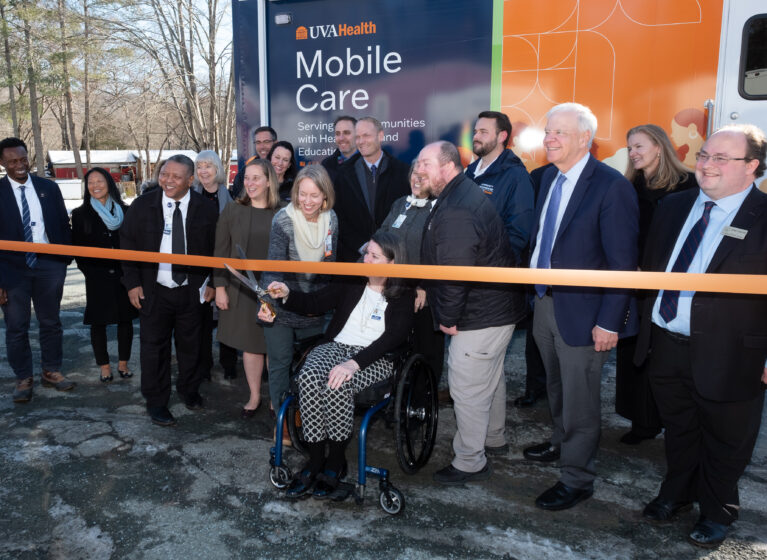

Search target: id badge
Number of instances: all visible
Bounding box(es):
[324,229,333,257]
[163,219,172,236]
[391,214,407,229]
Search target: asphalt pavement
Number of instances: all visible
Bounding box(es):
[1,264,765,560]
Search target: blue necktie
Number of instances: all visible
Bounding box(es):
[19,186,37,269]
[370,164,377,182]
[659,201,716,322]
[534,173,566,298]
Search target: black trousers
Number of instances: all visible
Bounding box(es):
[90,321,134,365]
[139,284,202,408]
[615,334,662,436]
[413,306,445,383]
[648,325,765,525]
[198,302,237,375]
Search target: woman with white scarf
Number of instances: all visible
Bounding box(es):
[261,165,338,444]
[71,167,137,382]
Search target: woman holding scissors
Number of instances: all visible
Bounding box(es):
[214,159,284,417]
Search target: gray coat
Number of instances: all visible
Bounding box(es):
[261,207,339,328]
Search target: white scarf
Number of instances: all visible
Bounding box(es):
[285,203,330,266]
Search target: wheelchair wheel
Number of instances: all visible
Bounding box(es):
[269,465,292,489]
[394,354,438,474]
[379,486,404,515]
[286,398,308,456]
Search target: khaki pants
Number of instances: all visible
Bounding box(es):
[447,324,515,472]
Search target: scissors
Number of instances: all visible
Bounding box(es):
[223,244,277,319]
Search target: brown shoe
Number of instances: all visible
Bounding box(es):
[13,377,34,403]
[41,370,75,391]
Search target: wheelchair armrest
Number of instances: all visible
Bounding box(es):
[382,341,411,362]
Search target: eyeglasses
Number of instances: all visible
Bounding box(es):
[695,151,749,165]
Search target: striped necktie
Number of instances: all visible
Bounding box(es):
[534,173,566,298]
[19,186,37,269]
[659,201,716,322]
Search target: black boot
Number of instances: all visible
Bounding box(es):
[286,440,326,498]
[313,438,350,500]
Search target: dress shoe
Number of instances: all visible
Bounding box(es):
[620,429,660,445]
[286,469,316,499]
[642,496,692,523]
[147,406,177,427]
[312,470,342,499]
[514,389,546,408]
[688,517,728,548]
[535,481,593,511]
[41,370,75,391]
[484,443,509,456]
[523,442,560,462]
[12,377,34,403]
[432,462,492,485]
[241,407,258,419]
[118,369,133,379]
[184,392,204,410]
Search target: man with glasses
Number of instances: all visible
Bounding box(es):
[523,103,639,510]
[634,124,767,548]
[231,126,278,198]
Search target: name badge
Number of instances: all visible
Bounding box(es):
[163,218,172,236]
[480,183,494,195]
[324,228,333,257]
[721,226,747,240]
[391,214,407,229]
[371,313,382,321]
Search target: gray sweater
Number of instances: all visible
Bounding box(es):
[261,207,338,328]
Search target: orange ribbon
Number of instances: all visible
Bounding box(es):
[1,240,765,295]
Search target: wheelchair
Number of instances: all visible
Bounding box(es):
[268,340,439,515]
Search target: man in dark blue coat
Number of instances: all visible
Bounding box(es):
[464,111,534,265]
[524,103,639,510]
[0,137,74,403]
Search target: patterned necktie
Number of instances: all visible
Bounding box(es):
[370,164,377,183]
[659,201,716,322]
[534,173,566,298]
[19,186,37,269]
[171,201,187,286]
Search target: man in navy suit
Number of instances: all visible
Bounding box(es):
[523,104,639,510]
[0,137,74,403]
[635,124,767,548]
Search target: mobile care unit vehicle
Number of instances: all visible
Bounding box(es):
[232,0,766,188]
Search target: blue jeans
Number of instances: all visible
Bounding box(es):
[263,323,323,409]
[2,259,67,379]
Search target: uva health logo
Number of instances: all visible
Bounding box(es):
[296,21,376,40]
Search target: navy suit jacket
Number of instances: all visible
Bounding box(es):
[634,186,767,401]
[529,155,639,346]
[0,174,72,289]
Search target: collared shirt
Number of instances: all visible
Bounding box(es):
[363,152,383,173]
[652,186,753,336]
[470,153,499,178]
[156,190,191,288]
[529,152,590,269]
[8,175,49,244]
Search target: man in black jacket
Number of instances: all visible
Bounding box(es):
[333,117,410,262]
[120,155,218,426]
[321,115,357,183]
[419,141,527,484]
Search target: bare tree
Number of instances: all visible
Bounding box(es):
[57,0,83,181]
[0,0,19,136]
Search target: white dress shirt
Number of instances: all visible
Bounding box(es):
[156,190,190,288]
[8,175,49,244]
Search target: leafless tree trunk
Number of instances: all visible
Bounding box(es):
[0,0,19,137]
[58,0,83,182]
[82,0,91,167]
[21,3,44,175]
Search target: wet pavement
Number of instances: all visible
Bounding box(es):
[1,264,766,559]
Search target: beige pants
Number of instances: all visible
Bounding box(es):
[447,324,515,472]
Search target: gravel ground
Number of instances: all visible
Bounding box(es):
[1,264,765,559]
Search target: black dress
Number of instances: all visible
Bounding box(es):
[71,202,138,326]
[615,171,697,432]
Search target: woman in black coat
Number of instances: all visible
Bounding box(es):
[71,167,138,382]
[615,124,698,444]
[259,231,414,500]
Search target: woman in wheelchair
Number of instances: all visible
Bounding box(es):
[259,231,414,498]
